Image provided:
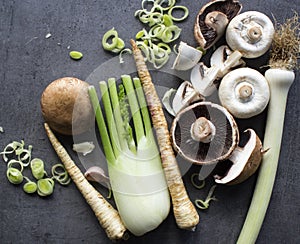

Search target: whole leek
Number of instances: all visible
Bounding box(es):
[237,14,299,243]
[88,76,170,236]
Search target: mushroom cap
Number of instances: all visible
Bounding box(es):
[171,101,239,165]
[214,129,264,185]
[41,77,94,135]
[218,67,270,119]
[226,11,275,58]
[194,0,242,50]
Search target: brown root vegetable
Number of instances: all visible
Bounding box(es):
[130,39,199,230]
[44,123,127,241]
[41,77,93,135]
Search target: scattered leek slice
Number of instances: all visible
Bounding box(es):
[23,177,37,194]
[69,51,83,60]
[37,178,55,197]
[30,158,46,180]
[102,28,125,54]
[51,164,71,185]
[168,5,189,21]
[134,0,189,68]
[6,168,23,184]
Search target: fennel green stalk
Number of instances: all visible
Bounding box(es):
[88,76,170,236]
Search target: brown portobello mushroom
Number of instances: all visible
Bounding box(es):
[41,77,93,135]
[171,101,239,165]
[214,129,266,185]
[194,0,242,50]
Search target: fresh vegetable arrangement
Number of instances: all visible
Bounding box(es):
[1,0,299,243]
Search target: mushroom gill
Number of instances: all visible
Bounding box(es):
[171,102,239,165]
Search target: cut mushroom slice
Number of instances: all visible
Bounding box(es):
[218,67,270,119]
[226,11,275,58]
[210,45,245,77]
[172,41,203,71]
[162,81,204,116]
[214,129,265,185]
[190,62,220,97]
[194,0,242,50]
[171,101,239,165]
[172,81,204,114]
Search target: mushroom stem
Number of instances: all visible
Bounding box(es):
[247,25,263,43]
[237,82,253,101]
[190,117,216,143]
[205,11,229,35]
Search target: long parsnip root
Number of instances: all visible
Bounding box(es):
[130,39,199,230]
[44,123,127,241]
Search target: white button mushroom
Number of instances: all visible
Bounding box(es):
[226,11,275,58]
[218,67,270,119]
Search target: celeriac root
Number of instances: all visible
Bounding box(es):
[130,39,199,230]
[44,123,127,241]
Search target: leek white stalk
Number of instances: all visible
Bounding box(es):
[237,15,299,243]
[237,69,294,244]
[88,76,170,236]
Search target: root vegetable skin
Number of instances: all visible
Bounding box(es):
[130,39,199,230]
[44,123,127,241]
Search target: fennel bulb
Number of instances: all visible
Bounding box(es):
[89,75,170,236]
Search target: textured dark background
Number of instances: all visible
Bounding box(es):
[0,0,299,243]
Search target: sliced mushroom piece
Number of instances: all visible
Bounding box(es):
[210,45,245,77]
[226,11,275,58]
[171,101,239,165]
[172,81,204,114]
[218,67,270,119]
[162,81,204,116]
[172,41,203,71]
[214,129,265,185]
[194,0,242,50]
[190,62,220,97]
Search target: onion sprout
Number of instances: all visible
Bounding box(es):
[191,173,205,189]
[195,185,217,210]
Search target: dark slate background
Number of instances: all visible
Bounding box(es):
[0,0,299,243]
